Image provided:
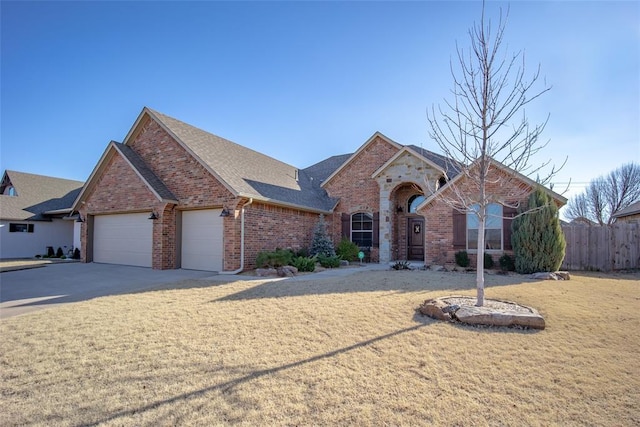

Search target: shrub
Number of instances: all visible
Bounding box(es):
[391,260,412,270]
[484,253,494,269]
[499,254,515,272]
[47,247,55,257]
[35,254,42,259]
[60,255,67,260]
[56,247,64,258]
[73,248,81,260]
[455,250,470,267]
[291,256,316,272]
[310,214,336,258]
[511,187,566,274]
[294,247,309,258]
[318,254,341,268]
[336,238,359,262]
[256,249,293,268]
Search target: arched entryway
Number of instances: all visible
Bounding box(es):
[390,183,426,262]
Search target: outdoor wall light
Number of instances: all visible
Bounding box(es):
[148,212,158,220]
[219,208,231,217]
[396,206,403,213]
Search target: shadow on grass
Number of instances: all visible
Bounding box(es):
[78,322,430,427]
[211,270,534,302]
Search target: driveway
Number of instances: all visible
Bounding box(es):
[0,263,217,319]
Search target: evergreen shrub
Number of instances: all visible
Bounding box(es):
[511,187,566,274]
[256,249,293,268]
[336,238,359,262]
[455,250,470,267]
[291,256,316,272]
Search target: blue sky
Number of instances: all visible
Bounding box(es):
[1,1,638,206]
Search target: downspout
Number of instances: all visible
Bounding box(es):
[219,198,253,275]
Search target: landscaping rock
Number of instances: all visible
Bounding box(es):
[454,305,545,329]
[417,299,453,321]
[530,272,559,280]
[555,271,571,280]
[418,296,545,329]
[340,260,350,267]
[277,266,298,277]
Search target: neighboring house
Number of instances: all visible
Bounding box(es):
[0,171,84,258]
[72,107,566,271]
[612,201,640,223]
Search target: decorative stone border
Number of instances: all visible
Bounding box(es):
[418,296,545,329]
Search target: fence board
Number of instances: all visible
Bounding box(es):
[562,223,639,271]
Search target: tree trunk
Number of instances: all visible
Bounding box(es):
[476,208,486,307]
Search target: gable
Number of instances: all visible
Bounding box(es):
[372,148,446,189]
[322,132,401,190]
[418,158,567,212]
[81,149,165,213]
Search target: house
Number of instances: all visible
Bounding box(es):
[612,200,640,223]
[72,107,566,271]
[0,171,84,259]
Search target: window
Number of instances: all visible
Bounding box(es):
[467,203,503,250]
[9,223,34,233]
[351,213,373,247]
[407,194,425,213]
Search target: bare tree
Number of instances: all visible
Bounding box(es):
[427,2,561,306]
[565,162,640,225]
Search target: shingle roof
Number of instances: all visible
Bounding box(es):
[147,108,337,211]
[406,145,461,178]
[113,142,177,202]
[613,200,640,218]
[303,154,353,185]
[0,171,84,221]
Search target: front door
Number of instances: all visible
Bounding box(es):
[407,217,425,261]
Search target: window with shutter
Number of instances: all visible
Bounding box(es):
[452,209,466,249]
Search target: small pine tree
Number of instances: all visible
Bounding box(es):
[309,214,336,258]
[511,187,566,274]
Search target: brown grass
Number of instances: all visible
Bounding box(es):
[1,269,639,426]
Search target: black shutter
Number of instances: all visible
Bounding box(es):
[452,208,466,249]
[503,206,518,250]
[341,213,350,239]
[372,212,380,247]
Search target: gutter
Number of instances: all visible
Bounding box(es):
[219,198,253,275]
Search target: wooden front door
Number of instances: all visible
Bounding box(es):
[407,217,425,261]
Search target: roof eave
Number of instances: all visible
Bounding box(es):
[237,192,334,214]
[371,146,445,179]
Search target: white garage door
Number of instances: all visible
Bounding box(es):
[94,213,152,267]
[181,209,223,271]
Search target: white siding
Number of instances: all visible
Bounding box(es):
[0,219,74,259]
[181,209,223,271]
[93,213,152,267]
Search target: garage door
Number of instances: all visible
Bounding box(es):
[94,213,152,267]
[181,209,223,271]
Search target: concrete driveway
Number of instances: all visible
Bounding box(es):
[0,263,217,319]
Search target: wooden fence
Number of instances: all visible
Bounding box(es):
[561,223,640,271]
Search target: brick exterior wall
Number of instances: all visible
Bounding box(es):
[243,202,322,270]
[420,165,534,267]
[323,135,398,262]
[80,115,328,271]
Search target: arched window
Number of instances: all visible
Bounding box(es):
[351,213,373,246]
[407,195,425,213]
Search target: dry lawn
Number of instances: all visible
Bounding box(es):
[1,269,639,426]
